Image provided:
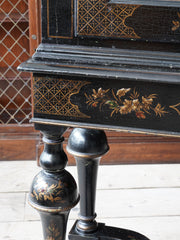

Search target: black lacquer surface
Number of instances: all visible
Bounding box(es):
[18,0,180,239]
[32,74,180,136]
[41,0,180,46]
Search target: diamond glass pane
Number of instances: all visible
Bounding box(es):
[0,0,31,124]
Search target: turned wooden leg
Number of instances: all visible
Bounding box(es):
[67,128,109,233]
[67,128,150,240]
[29,124,79,240]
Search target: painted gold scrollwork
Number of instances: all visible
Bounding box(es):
[33,77,90,118]
[77,0,140,39]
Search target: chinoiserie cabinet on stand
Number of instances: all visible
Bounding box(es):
[18,0,180,240]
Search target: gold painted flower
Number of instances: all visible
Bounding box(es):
[116,88,131,98]
[31,181,64,203]
[92,102,98,107]
[85,87,169,119]
[136,111,146,119]
[120,99,133,114]
[142,96,153,110]
[132,99,142,112]
[92,88,109,99]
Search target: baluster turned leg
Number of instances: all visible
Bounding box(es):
[29,124,79,240]
[67,128,109,234]
[67,128,150,240]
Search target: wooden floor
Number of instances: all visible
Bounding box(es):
[0,161,180,240]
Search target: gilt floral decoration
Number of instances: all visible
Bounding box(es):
[45,221,62,240]
[85,88,169,119]
[31,180,66,203]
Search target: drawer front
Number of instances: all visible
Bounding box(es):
[33,75,180,136]
[77,0,180,42]
[42,0,180,43]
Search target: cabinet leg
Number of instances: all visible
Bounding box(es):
[67,128,150,240]
[67,128,109,233]
[29,124,79,240]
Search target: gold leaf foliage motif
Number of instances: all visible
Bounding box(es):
[33,77,90,118]
[85,87,179,119]
[169,102,180,115]
[31,180,66,203]
[46,221,62,240]
[172,12,180,31]
[77,0,140,39]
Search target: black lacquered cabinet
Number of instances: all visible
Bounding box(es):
[18,0,180,239]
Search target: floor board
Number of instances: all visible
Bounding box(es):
[0,161,180,240]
